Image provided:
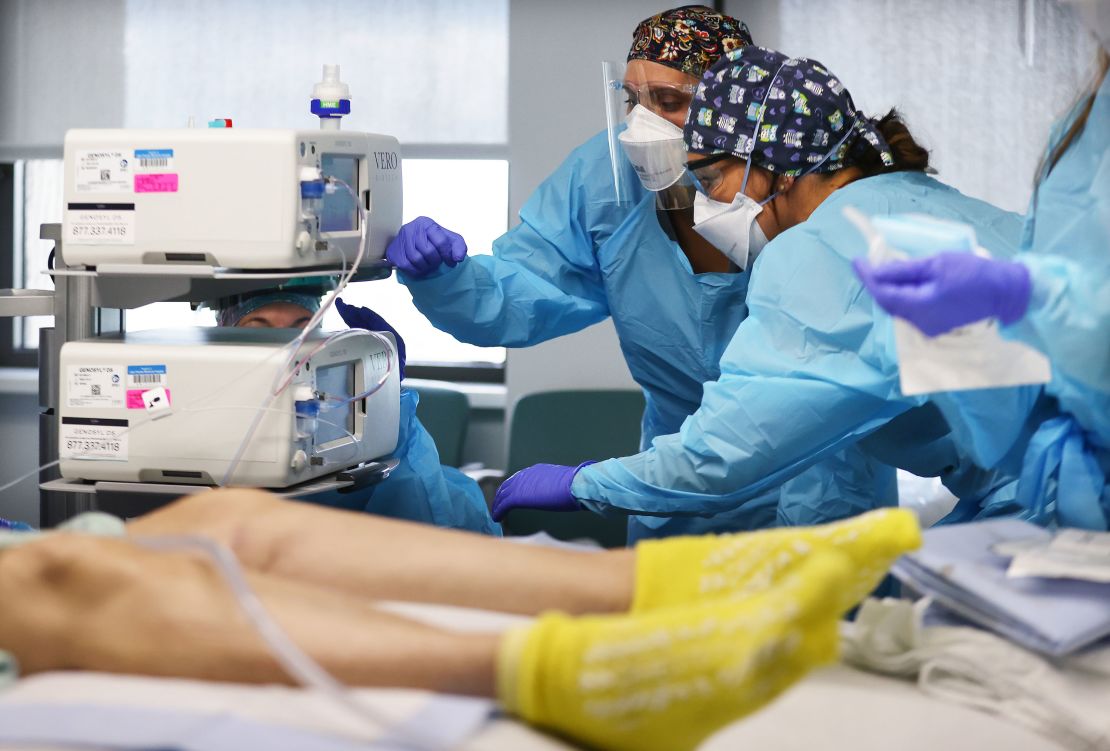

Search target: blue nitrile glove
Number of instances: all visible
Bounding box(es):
[491,461,597,522]
[0,518,34,531]
[853,252,1032,337]
[385,216,468,279]
[335,297,407,380]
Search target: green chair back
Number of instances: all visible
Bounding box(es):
[502,389,645,548]
[410,383,470,468]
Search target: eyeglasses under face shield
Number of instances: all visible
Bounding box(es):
[604,60,702,209]
[685,152,733,197]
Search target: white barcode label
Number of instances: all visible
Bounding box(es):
[75,150,132,193]
[61,418,129,462]
[134,148,174,172]
[127,364,167,388]
[67,365,125,408]
[65,206,136,245]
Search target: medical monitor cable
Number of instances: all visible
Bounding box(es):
[219,327,393,487]
[221,176,390,487]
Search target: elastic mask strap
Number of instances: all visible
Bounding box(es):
[756,117,861,208]
[739,60,790,198]
[803,117,859,176]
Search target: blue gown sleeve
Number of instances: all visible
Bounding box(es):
[398,139,614,347]
[363,390,501,535]
[1003,253,1110,391]
[572,215,920,517]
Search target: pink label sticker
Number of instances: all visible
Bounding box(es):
[134,173,179,193]
[126,388,171,409]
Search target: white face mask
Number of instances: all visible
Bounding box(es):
[1061,0,1110,48]
[692,190,770,271]
[618,104,688,191]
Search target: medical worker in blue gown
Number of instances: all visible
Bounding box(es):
[372,7,810,538]
[856,16,1109,529]
[216,290,500,535]
[491,46,1029,538]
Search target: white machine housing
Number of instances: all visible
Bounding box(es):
[58,328,400,487]
[61,129,402,269]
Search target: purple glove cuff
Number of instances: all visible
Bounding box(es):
[996,260,1033,326]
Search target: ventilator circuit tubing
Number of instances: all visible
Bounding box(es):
[220,176,395,487]
[134,534,447,751]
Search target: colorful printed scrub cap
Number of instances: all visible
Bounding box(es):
[216,289,322,327]
[627,5,754,77]
[684,46,895,176]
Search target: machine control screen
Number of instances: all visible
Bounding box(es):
[316,362,357,445]
[320,154,360,233]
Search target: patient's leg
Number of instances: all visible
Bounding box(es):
[0,533,498,695]
[128,489,635,616]
[0,531,854,751]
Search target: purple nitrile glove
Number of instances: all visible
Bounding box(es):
[385,216,468,279]
[335,297,407,380]
[490,461,597,523]
[853,252,1032,337]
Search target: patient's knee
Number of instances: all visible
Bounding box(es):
[129,487,283,537]
[0,534,104,590]
[176,487,282,519]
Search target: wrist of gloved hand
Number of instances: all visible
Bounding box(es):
[991,259,1033,326]
[334,298,407,380]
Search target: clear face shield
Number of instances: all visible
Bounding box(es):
[604,60,699,209]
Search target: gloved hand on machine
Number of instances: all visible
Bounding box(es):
[335,298,407,380]
[385,216,469,279]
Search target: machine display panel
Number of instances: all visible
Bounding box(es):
[316,362,357,445]
[320,154,360,233]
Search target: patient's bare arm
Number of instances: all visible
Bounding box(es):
[0,533,498,695]
[128,489,636,616]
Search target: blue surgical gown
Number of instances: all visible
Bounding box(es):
[400,130,782,536]
[308,389,501,535]
[943,72,1110,530]
[571,170,1025,530]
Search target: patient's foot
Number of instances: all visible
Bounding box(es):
[497,551,850,751]
[632,508,921,614]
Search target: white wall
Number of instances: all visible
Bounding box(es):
[724,0,1100,213]
[0,0,126,154]
[503,0,655,434]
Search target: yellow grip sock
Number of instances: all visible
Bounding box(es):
[632,507,922,614]
[497,551,851,751]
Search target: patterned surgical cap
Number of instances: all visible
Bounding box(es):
[627,5,754,78]
[684,46,895,176]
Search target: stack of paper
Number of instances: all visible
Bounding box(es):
[892,519,1110,656]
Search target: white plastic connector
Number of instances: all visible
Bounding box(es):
[312,64,350,101]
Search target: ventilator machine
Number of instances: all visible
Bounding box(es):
[0,64,405,523]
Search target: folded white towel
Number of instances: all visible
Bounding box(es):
[842,598,1110,751]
